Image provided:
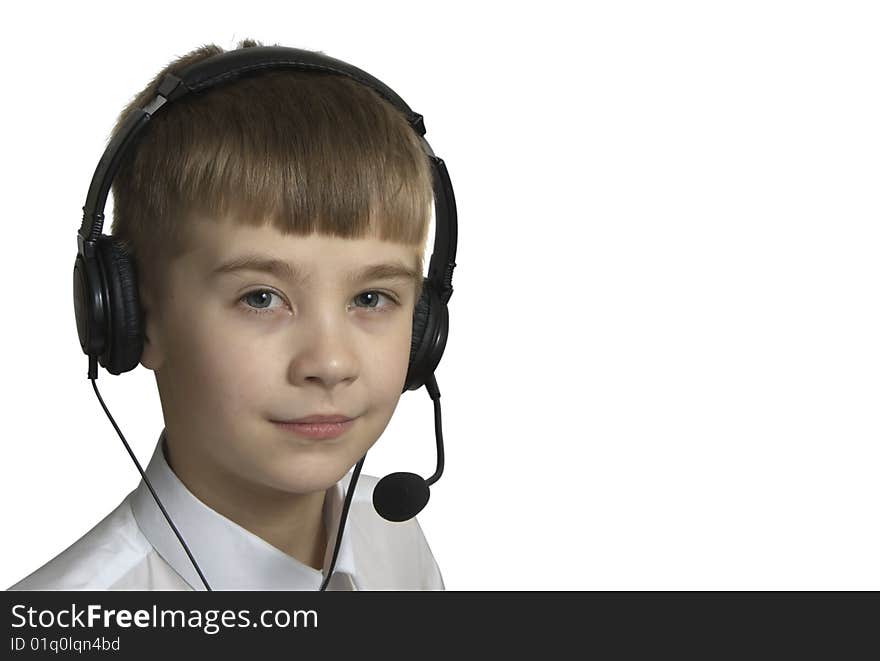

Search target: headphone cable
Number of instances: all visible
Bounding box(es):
[89,356,212,590]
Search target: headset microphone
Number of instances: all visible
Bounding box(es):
[73,46,457,591]
[373,374,444,522]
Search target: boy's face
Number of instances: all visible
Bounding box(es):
[139,214,422,496]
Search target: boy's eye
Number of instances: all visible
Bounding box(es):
[238,288,399,317]
[352,291,387,309]
[240,290,285,315]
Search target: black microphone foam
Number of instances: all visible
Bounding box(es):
[372,471,430,522]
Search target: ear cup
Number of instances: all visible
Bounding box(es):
[404,277,449,392]
[73,250,106,359]
[94,235,144,375]
[408,278,432,369]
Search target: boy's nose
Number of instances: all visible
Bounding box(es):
[287,320,359,390]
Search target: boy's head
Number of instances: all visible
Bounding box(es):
[108,39,434,496]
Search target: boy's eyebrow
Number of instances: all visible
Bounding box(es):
[210,253,422,287]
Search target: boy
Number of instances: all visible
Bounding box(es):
[8,38,444,590]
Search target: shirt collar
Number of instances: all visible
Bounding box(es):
[130,428,359,590]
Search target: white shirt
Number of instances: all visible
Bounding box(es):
[8,428,444,591]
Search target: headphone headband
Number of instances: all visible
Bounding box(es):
[77,45,456,301]
[162,46,425,131]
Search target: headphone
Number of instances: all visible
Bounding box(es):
[72,45,457,591]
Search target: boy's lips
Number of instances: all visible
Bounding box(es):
[273,413,354,424]
[272,415,358,441]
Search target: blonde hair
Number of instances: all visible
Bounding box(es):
[108,38,433,303]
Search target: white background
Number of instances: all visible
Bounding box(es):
[1,1,878,590]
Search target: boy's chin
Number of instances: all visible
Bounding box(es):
[253,457,354,495]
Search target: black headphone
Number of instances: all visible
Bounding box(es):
[72,45,457,590]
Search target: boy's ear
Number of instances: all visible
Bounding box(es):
[138,280,165,371]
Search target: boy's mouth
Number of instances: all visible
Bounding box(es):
[271,415,357,441]
[274,413,354,424]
